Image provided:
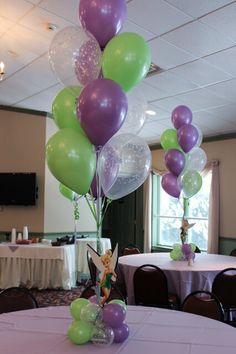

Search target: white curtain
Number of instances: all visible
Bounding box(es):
[143,172,152,253]
[203,160,220,254]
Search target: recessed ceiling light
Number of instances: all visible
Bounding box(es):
[47,23,58,31]
[146,110,156,116]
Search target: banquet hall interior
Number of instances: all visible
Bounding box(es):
[0,1,236,350]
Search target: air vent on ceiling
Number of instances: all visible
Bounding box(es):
[146,62,164,78]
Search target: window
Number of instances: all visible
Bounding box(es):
[152,171,212,251]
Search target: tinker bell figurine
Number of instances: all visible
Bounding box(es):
[87,244,118,306]
[180,218,195,244]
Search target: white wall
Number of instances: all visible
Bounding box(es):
[44,118,97,233]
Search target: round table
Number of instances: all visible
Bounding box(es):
[118,252,236,304]
[0,305,235,354]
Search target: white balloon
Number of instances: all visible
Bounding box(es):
[97,134,151,200]
[115,86,147,136]
[192,124,203,147]
[185,147,207,172]
[48,26,102,94]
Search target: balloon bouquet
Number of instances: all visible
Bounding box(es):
[160,105,207,263]
[46,0,152,347]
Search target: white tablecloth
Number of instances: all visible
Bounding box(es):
[0,243,77,290]
[118,252,236,304]
[75,238,111,277]
[0,305,235,354]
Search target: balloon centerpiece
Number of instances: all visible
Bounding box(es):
[68,244,129,346]
[160,105,207,265]
[46,0,153,347]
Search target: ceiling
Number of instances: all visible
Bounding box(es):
[0,0,236,145]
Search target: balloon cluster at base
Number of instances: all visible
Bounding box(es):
[68,298,129,346]
[46,0,152,203]
[170,243,196,262]
[160,105,207,199]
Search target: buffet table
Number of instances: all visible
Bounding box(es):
[75,237,111,279]
[0,305,235,354]
[118,252,236,304]
[0,243,76,290]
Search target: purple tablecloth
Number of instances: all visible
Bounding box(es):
[0,305,236,354]
[118,252,236,304]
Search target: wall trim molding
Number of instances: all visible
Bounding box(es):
[0,105,48,117]
[219,236,236,241]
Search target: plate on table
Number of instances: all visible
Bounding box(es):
[16,240,32,245]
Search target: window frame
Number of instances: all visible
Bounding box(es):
[152,171,211,251]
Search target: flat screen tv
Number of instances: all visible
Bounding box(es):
[0,173,37,206]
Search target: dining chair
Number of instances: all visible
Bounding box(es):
[212,267,236,322]
[0,287,38,314]
[80,283,126,303]
[230,249,236,257]
[87,251,97,285]
[133,264,180,309]
[121,244,141,256]
[182,290,224,321]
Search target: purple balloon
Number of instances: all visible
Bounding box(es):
[171,105,192,129]
[164,149,185,176]
[177,124,199,153]
[89,295,97,303]
[77,78,128,146]
[90,175,105,199]
[182,243,192,257]
[102,304,126,328]
[113,323,129,343]
[79,0,127,48]
[161,173,181,198]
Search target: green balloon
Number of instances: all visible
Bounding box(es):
[46,128,96,195]
[102,32,151,92]
[70,298,89,321]
[109,299,127,312]
[67,320,93,345]
[59,183,76,201]
[52,86,84,134]
[190,243,197,252]
[170,244,183,260]
[182,170,202,198]
[160,129,181,151]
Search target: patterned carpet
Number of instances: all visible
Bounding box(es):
[30,285,85,307]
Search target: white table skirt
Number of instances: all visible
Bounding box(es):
[75,237,111,276]
[118,252,236,304]
[0,244,77,290]
[0,305,236,354]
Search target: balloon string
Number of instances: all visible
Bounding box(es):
[84,195,97,221]
[95,146,102,255]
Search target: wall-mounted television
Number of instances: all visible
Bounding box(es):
[0,173,37,206]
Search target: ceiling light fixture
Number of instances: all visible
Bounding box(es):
[47,23,58,31]
[146,110,156,116]
[0,61,5,81]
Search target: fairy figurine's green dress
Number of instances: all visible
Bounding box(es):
[100,272,113,289]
